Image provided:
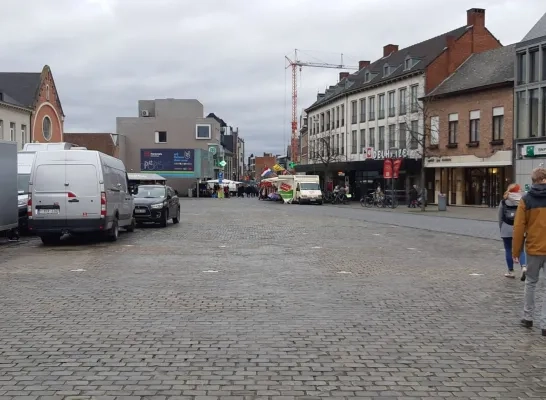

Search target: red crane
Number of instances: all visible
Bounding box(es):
[285,49,357,166]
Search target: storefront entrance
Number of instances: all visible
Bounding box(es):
[464,167,509,206]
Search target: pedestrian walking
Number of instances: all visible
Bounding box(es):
[498,183,526,279]
[513,168,546,334]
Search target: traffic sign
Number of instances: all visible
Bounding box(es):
[208,146,217,155]
[218,171,223,184]
[219,160,227,168]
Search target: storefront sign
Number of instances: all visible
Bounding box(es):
[383,159,393,179]
[523,144,546,157]
[141,149,194,175]
[393,158,402,179]
[367,147,409,160]
[427,157,452,163]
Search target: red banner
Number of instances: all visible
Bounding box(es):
[393,158,402,179]
[383,159,393,179]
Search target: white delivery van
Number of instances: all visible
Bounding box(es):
[28,150,135,245]
[293,175,322,204]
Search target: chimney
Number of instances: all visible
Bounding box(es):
[359,60,370,70]
[467,8,485,27]
[383,44,399,57]
[339,72,350,81]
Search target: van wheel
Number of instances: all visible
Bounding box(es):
[126,218,136,232]
[41,235,61,246]
[107,218,119,241]
[172,207,180,224]
[160,210,168,228]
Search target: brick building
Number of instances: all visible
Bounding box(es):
[255,155,277,179]
[298,8,502,202]
[63,132,122,157]
[0,65,64,144]
[424,45,515,206]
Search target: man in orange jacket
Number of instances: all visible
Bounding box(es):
[513,167,546,335]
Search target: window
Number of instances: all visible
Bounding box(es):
[360,129,366,153]
[336,106,340,128]
[378,94,385,119]
[196,124,211,139]
[42,116,51,141]
[9,122,15,142]
[383,64,390,77]
[517,52,526,85]
[368,127,375,148]
[404,58,412,70]
[399,123,406,149]
[448,113,458,144]
[516,91,526,138]
[410,85,419,112]
[388,124,396,149]
[492,108,504,141]
[469,110,480,142]
[429,116,439,145]
[21,125,27,149]
[530,89,539,138]
[351,130,357,154]
[351,101,357,124]
[364,72,370,82]
[155,131,167,143]
[341,104,345,126]
[399,88,407,115]
[378,126,385,151]
[388,91,395,117]
[410,120,419,149]
[341,133,345,155]
[530,49,539,83]
[320,114,324,132]
[0,120,3,140]
[326,111,330,131]
[543,47,546,81]
[336,134,339,154]
[368,96,375,120]
[359,98,366,123]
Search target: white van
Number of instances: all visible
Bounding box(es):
[28,150,135,244]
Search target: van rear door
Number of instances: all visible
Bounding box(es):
[65,164,101,221]
[32,164,67,224]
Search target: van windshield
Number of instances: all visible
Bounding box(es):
[300,182,320,191]
[134,186,166,198]
[18,174,30,194]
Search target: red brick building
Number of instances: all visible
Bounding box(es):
[64,133,122,157]
[424,45,515,206]
[0,65,64,143]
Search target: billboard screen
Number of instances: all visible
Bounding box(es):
[140,149,194,176]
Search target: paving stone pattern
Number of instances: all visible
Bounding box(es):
[0,198,545,400]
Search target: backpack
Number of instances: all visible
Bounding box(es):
[502,200,518,226]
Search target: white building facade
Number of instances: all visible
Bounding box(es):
[0,100,32,150]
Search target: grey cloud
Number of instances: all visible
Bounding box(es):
[1,0,544,156]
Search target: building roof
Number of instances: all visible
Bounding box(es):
[306,25,471,112]
[63,133,119,157]
[0,72,41,108]
[426,44,515,98]
[522,12,546,42]
[206,113,227,127]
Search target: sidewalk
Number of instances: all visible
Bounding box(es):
[338,202,498,221]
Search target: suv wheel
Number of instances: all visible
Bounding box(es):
[160,210,168,228]
[172,207,180,224]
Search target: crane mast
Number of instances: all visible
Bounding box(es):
[285,49,356,167]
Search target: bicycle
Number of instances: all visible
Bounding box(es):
[332,192,349,205]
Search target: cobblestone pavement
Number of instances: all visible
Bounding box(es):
[1,198,546,400]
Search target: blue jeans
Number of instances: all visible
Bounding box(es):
[502,237,526,271]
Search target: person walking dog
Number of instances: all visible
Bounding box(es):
[513,168,546,334]
[498,183,526,279]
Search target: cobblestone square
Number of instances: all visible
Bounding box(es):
[1,199,545,399]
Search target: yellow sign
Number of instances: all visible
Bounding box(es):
[272,164,285,172]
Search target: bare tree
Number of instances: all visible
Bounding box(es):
[309,136,346,190]
[401,94,441,211]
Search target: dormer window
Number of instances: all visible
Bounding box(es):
[364,72,370,82]
[404,56,419,71]
[383,64,394,77]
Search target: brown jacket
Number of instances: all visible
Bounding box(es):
[513,184,546,257]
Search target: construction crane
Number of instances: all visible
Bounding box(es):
[285,49,357,166]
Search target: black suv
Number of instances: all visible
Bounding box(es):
[133,185,180,227]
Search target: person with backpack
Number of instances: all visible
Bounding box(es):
[499,183,526,279]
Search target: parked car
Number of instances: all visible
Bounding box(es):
[28,150,135,245]
[133,185,180,227]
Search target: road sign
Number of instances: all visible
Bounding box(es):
[219,160,227,168]
[218,171,223,184]
[208,146,217,155]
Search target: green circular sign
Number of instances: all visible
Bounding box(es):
[209,146,217,155]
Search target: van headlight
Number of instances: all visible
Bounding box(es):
[151,203,165,209]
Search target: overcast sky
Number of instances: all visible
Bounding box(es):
[1,0,544,157]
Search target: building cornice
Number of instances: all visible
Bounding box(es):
[0,100,33,114]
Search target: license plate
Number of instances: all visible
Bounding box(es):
[38,208,59,215]
[135,209,147,214]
